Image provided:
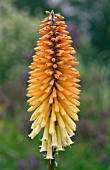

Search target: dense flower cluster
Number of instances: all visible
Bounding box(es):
[27,10,80,159]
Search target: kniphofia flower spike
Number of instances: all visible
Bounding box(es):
[27,10,81,159]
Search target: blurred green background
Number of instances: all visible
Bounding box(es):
[0,0,110,169]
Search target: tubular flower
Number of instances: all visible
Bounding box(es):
[27,10,81,159]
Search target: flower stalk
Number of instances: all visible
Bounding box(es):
[27,10,81,167]
[48,159,55,170]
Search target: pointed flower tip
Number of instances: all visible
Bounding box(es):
[50,10,54,14]
[46,10,54,15]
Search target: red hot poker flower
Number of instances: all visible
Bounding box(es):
[27,10,81,159]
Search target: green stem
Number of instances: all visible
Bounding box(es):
[48,159,55,170]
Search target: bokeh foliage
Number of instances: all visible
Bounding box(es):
[0,0,110,170]
[0,0,42,84]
